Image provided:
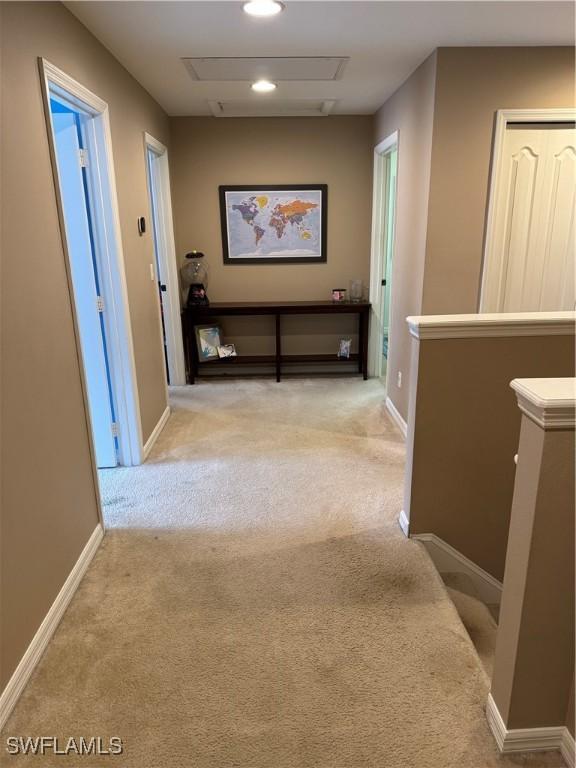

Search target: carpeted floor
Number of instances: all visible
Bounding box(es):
[1,379,564,767]
[444,572,499,679]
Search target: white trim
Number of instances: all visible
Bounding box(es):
[88,105,143,465]
[413,533,502,606]
[562,728,576,768]
[398,510,410,537]
[41,60,108,114]
[385,396,407,438]
[480,108,576,313]
[374,132,399,157]
[511,378,576,430]
[486,693,573,762]
[142,405,171,460]
[41,59,144,466]
[144,133,186,387]
[407,311,575,340]
[0,525,104,730]
[144,132,166,156]
[368,131,399,380]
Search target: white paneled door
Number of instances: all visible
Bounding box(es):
[482,122,575,312]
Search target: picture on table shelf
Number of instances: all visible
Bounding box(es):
[217,344,237,358]
[195,325,222,360]
[219,185,327,264]
[338,339,352,359]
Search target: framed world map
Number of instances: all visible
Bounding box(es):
[219,185,327,264]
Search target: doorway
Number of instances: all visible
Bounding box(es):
[144,134,186,386]
[41,59,143,467]
[481,109,576,312]
[369,132,399,384]
[49,96,118,467]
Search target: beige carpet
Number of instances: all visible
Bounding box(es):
[444,572,499,679]
[1,379,564,767]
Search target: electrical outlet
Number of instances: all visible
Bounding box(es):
[397,371,402,388]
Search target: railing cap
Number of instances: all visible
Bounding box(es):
[406,311,576,340]
[511,377,576,430]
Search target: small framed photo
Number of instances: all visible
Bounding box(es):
[332,288,347,303]
[217,344,237,358]
[195,325,222,360]
[338,339,352,359]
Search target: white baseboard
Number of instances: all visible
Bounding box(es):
[398,510,410,537]
[385,396,407,439]
[0,524,104,730]
[562,728,576,768]
[487,693,574,765]
[142,405,170,460]
[412,532,502,606]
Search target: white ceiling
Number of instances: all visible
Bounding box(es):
[65,1,575,116]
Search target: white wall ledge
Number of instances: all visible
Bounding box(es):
[407,311,576,340]
[511,378,576,430]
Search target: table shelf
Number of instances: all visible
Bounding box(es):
[198,353,360,366]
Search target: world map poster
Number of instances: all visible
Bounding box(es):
[220,185,327,264]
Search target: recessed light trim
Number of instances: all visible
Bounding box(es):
[251,79,277,93]
[243,0,285,18]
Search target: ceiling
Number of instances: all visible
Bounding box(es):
[66,1,574,116]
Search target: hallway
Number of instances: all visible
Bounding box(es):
[2,381,564,766]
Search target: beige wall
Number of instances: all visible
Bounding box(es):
[423,47,575,314]
[405,333,574,580]
[492,419,574,730]
[170,116,373,356]
[373,53,437,420]
[373,47,574,419]
[0,1,168,689]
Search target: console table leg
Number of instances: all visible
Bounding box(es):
[188,319,197,385]
[360,309,369,380]
[358,311,364,376]
[275,313,282,382]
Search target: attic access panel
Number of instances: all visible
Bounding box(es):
[208,99,337,117]
[183,57,348,82]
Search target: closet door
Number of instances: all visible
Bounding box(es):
[538,128,576,310]
[483,123,575,312]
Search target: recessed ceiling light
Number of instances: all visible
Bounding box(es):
[251,80,277,93]
[243,1,285,18]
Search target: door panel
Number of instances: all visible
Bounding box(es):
[489,124,575,312]
[540,143,576,310]
[500,144,542,311]
[51,102,118,468]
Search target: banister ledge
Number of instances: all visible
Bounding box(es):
[406,311,576,340]
[511,378,576,430]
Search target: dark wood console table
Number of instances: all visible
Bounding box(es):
[183,301,371,384]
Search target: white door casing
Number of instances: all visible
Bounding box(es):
[381,149,397,352]
[481,109,576,312]
[369,132,399,380]
[144,134,186,386]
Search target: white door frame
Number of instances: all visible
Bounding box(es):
[40,58,144,468]
[368,131,399,379]
[480,108,576,312]
[144,133,186,386]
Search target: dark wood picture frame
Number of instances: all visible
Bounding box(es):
[219,184,328,265]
